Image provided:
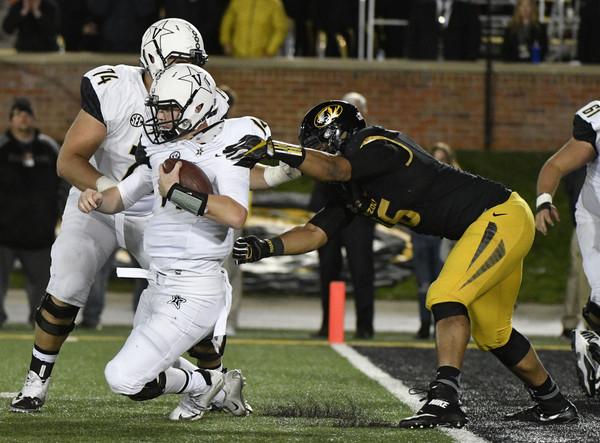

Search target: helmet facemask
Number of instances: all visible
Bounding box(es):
[143,65,217,144]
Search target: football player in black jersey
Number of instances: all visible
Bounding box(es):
[224,100,579,428]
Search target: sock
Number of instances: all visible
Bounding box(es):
[436,365,461,393]
[173,357,198,372]
[163,368,193,394]
[30,345,58,380]
[528,375,568,413]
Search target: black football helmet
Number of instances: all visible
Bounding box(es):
[298,100,366,155]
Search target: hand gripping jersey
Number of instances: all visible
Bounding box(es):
[311,126,512,240]
[117,117,269,272]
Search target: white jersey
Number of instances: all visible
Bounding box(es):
[80,64,230,216]
[118,116,270,273]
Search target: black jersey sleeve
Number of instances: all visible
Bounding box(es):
[80,77,105,126]
[309,204,354,239]
[573,114,597,152]
[348,141,409,180]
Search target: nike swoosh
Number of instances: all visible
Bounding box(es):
[492,212,507,216]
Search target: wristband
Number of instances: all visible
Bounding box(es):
[535,193,552,213]
[167,183,208,216]
[270,140,306,168]
[265,236,284,256]
[96,175,119,193]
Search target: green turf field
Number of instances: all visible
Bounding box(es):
[0,326,453,443]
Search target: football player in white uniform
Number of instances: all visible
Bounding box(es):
[536,100,600,397]
[9,17,299,414]
[79,64,258,420]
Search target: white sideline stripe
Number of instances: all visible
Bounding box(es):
[332,343,488,443]
[0,392,18,398]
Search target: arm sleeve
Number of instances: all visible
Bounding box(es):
[309,204,354,240]
[117,165,153,210]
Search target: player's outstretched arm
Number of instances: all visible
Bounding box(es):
[233,223,327,264]
[535,137,596,235]
[78,187,124,214]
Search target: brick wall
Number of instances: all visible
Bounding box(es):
[2,52,599,152]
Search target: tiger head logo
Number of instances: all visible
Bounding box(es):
[314,105,343,128]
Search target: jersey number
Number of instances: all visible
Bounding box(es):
[93,68,118,86]
[582,103,600,119]
[371,198,421,228]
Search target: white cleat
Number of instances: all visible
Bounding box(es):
[169,370,224,421]
[571,330,600,396]
[213,369,252,417]
[10,371,51,413]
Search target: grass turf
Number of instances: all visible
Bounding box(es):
[0,325,453,443]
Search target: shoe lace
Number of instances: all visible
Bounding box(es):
[408,387,430,402]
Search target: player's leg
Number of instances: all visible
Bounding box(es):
[11,198,118,413]
[104,276,225,420]
[572,212,600,395]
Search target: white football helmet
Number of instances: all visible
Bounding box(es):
[140,18,208,78]
[144,64,217,144]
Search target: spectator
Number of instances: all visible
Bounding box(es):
[577,0,600,64]
[501,0,547,63]
[308,0,359,58]
[309,92,376,339]
[406,0,481,61]
[87,0,159,53]
[560,166,589,338]
[220,0,288,57]
[412,142,459,339]
[0,98,67,327]
[283,0,313,57]
[2,0,61,52]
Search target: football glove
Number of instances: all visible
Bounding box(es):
[134,142,151,168]
[223,135,271,168]
[223,136,306,169]
[233,235,282,264]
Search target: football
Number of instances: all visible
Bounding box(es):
[162,158,213,194]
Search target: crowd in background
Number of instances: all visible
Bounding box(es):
[0,0,598,64]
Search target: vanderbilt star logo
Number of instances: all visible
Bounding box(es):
[168,295,187,309]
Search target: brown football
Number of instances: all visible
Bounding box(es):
[162,158,213,194]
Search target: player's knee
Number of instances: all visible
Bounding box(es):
[489,328,531,367]
[188,336,226,370]
[431,301,469,324]
[35,293,79,336]
[104,359,153,397]
[583,299,600,332]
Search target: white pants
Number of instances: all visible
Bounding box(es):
[105,268,231,395]
[575,186,600,307]
[47,190,151,307]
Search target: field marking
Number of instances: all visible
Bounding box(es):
[332,343,489,443]
[0,392,18,398]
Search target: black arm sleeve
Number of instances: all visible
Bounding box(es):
[309,204,354,240]
[80,77,105,125]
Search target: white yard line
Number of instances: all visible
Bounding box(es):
[332,343,489,443]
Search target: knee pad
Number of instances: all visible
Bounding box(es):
[583,299,600,332]
[188,336,227,370]
[128,372,167,401]
[35,293,79,336]
[431,302,469,323]
[489,328,531,367]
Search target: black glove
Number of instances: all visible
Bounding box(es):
[134,142,151,168]
[223,135,272,168]
[233,235,282,264]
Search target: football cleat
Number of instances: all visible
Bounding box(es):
[504,399,579,424]
[571,330,600,396]
[169,369,224,421]
[212,369,253,417]
[398,381,468,429]
[10,371,51,413]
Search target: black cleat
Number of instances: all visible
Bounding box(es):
[399,381,468,429]
[504,399,579,424]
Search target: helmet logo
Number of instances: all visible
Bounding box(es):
[314,105,343,128]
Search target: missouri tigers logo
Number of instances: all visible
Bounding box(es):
[314,105,343,128]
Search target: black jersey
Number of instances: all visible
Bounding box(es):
[310,126,511,240]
